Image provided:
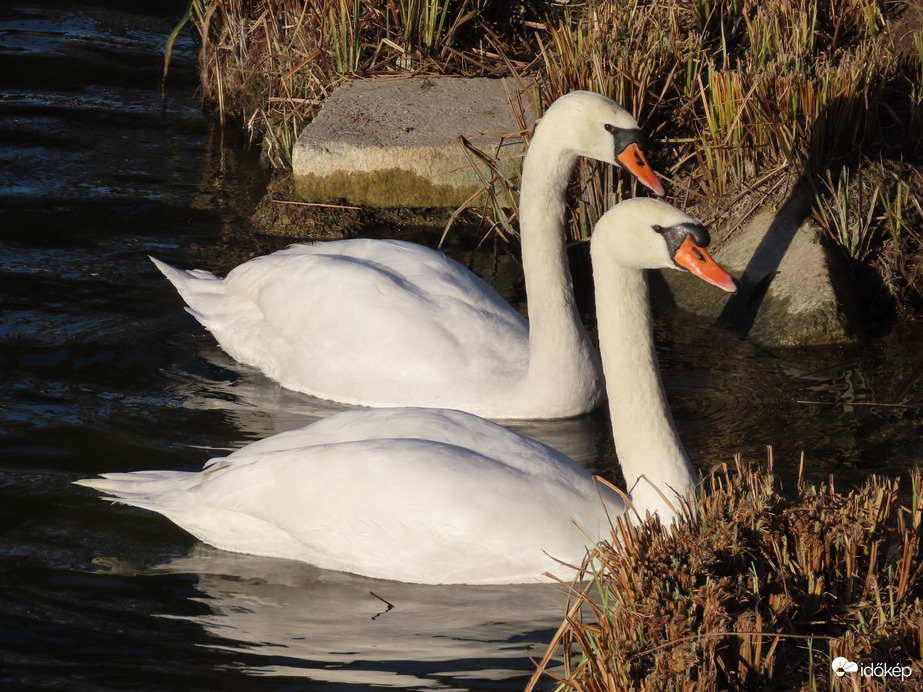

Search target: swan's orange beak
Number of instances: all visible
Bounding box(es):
[673,236,737,293]
[617,143,665,197]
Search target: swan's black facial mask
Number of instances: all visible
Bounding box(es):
[654,222,738,293]
[607,125,649,158]
[604,124,665,196]
[655,222,711,258]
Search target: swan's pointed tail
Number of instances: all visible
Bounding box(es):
[75,471,199,514]
[149,256,226,328]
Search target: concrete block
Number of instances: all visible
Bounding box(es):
[292,77,535,208]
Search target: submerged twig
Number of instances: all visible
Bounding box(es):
[369,590,395,620]
[795,399,916,408]
[271,199,362,210]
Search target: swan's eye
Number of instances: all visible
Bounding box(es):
[652,224,664,234]
[604,123,617,134]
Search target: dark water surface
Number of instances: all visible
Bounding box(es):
[2,1,922,690]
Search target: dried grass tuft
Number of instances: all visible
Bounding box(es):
[168,0,550,167]
[530,454,923,691]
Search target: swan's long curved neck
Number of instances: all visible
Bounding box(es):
[517,132,602,407]
[592,256,698,518]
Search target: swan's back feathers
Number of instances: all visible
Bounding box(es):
[271,239,512,311]
[208,408,555,471]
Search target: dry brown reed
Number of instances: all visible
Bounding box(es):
[536,0,898,192]
[529,455,923,691]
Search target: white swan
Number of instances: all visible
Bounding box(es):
[78,198,736,585]
[151,91,665,419]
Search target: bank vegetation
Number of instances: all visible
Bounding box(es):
[530,456,923,690]
[168,0,923,322]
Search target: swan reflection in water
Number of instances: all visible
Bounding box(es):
[98,545,566,689]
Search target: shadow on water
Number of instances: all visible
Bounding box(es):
[1,2,923,690]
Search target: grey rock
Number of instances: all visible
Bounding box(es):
[652,190,861,347]
[292,77,534,208]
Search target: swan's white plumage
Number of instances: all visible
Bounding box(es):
[79,408,621,584]
[151,91,659,419]
[153,240,530,414]
[79,199,737,585]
